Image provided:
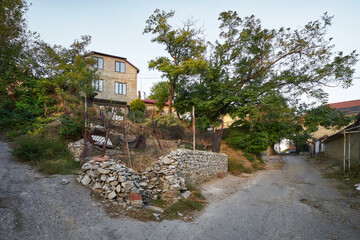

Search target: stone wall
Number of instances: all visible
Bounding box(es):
[78,149,228,206]
[170,149,228,184]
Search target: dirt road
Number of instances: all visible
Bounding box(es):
[1,141,359,239]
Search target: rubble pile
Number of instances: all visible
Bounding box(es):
[77,152,188,207]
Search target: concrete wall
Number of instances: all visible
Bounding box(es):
[92,54,137,104]
[325,132,360,166]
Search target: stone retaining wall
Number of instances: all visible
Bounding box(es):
[165,149,228,184]
[78,149,228,206]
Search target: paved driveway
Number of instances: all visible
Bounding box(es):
[1,141,359,240]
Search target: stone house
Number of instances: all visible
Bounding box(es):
[90,51,139,114]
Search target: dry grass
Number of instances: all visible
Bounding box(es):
[220,141,265,174]
[130,138,178,172]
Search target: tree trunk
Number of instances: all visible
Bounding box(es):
[152,115,162,150]
[168,84,175,114]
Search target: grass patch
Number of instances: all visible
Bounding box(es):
[228,157,253,174]
[324,166,360,197]
[151,184,206,220]
[13,134,79,175]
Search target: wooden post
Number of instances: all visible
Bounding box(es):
[193,106,195,151]
[123,117,133,167]
[349,132,351,171]
[102,108,115,157]
[343,131,346,173]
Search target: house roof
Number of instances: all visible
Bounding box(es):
[144,99,169,106]
[328,99,360,116]
[89,51,140,73]
[324,113,360,143]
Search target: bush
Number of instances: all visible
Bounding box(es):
[225,129,268,154]
[151,115,185,140]
[128,110,146,123]
[59,115,83,139]
[129,99,146,112]
[13,134,79,175]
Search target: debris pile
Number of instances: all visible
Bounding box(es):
[77,153,188,207]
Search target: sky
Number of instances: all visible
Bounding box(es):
[26,0,360,104]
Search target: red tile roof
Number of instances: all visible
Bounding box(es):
[328,99,360,109]
[143,99,169,106]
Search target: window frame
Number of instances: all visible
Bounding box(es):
[92,79,103,92]
[114,81,127,95]
[115,61,125,73]
[93,57,104,69]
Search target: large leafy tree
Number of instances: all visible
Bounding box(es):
[143,9,207,114]
[174,11,357,153]
[178,11,358,126]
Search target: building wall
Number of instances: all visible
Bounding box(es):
[92,54,137,104]
[325,132,360,166]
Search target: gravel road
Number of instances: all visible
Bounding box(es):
[1,140,359,240]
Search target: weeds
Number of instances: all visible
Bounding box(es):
[13,134,79,175]
[324,166,360,197]
[228,157,252,173]
[151,184,205,220]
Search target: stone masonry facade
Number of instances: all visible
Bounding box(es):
[91,51,139,104]
[77,149,228,207]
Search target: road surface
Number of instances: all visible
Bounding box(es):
[1,140,359,240]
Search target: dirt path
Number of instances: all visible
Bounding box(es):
[1,141,359,239]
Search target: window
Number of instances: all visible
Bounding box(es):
[92,79,103,92]
[93,57,104,69]
[115,82,126,95]
[115,61,125,73]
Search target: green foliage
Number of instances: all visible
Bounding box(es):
[151,115,185,140]
[175,10,358,144]
[129,99,146,112]
[162,184,205,219]
[13,134,78,174]
[128,110,146,123]
[59,115,83,139]
[144,9,207,114]
[225,128,269,154]
[304,105,353,132]
[148,81,169,111]
[152,114,182,128]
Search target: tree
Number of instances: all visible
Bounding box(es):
[174,11,358,153]
[177,12,358,128]
[143,9,207,114]
[0,0,35,100]
[148,81,169,113]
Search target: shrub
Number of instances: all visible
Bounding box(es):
[129,99,146,112]
[151,115,185,140]
[225,129,268,154]
[59,115,83,139]
[13,134,79,175]
[128,110,146,123]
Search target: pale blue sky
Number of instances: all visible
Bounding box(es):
[26,0,360,104]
